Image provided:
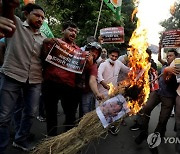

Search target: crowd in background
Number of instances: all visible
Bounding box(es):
[0,1,180,154]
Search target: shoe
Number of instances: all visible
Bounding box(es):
[130,122,141,131]
[37,116,46,122]
[12,141,35,152]
[135,130,148,144]
[108,125,120,136]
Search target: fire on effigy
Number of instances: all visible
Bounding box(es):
[32,9,151,154]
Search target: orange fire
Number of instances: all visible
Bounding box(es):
[107,83,116,96]
[170,2,176,15]
[108,19,150,115]
[126,19,150,114]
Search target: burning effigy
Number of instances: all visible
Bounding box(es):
[32,1,153,151]
[32,18,151,154]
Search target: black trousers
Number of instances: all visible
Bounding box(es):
[139,91,175,137]
[43,80,80,136]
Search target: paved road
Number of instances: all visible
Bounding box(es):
[6,104,176,154]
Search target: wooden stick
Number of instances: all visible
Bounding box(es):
[94,0,103,38]
[150,73,163,84]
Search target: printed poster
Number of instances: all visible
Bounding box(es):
[46,39,87,74]
[96,94,130,128]
[161,29,180,48]
[100,27,124,44]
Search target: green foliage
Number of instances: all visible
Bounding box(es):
[36,0,137,51]
[160,0,180,31]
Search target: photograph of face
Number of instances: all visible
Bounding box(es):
[96,94,130,128]
[100,101,123,120]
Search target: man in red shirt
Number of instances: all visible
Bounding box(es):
[42,21,81,136]
[77,42,104,117]
[42,23,104,136]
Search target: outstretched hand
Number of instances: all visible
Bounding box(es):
[164,66,180,76]
[96,93,104,101]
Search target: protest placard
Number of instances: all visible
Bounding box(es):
[161,29,180,48]
[100,27,124,44]
[45,39,87,74]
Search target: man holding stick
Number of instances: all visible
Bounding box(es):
[135,49,179,149]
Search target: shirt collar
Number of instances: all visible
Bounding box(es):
[23,21,42,35]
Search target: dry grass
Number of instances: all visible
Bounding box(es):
[32,110,108,154]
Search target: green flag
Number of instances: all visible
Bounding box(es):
[103,0,122,20]
[115,6,121,20]
[40,21,54,38]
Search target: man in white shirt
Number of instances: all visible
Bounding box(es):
[97,47,130,135]
[97,47,130,98]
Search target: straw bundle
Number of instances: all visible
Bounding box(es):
[32,83,142,154]
[33,110,108,154]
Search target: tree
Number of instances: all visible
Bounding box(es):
[36,0,137,51]
[160,0,180,31]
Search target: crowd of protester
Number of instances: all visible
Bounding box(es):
[0,1,180,154]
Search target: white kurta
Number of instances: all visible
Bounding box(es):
[97,59,129,96]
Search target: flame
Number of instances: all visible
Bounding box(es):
[170,2,176,15]
[131,7,138,22]
[126,19,150,114]
[107,19,150,115]
[107,83,116,96]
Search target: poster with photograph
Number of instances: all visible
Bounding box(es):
[96,94,130,128]
[45,39,87,74]
[100,27,124,44]
[161,29,180,48]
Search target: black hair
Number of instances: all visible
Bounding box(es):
[22,3,45,14]
[146,48,152,56]
[146,48,152,62]
[108,47,120,56]
[62,21,77,31]
[168,49,178,57]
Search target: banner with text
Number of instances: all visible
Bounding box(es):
[100,27,124,43]
[46,40,87,74]
[162,29,180,48]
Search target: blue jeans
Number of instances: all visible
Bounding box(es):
[13,90,24,133]
[0,74,41,153]
[79,91,95,117]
